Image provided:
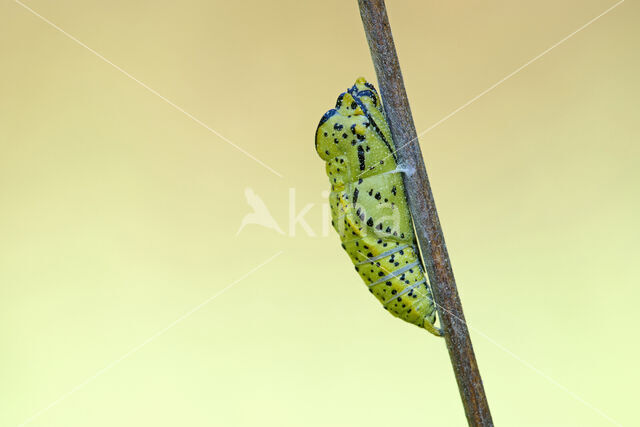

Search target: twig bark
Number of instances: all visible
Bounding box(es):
[357,1,493,425]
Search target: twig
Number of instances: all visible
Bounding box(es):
[357,1,493,425]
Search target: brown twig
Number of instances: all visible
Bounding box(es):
[357,1,493,425]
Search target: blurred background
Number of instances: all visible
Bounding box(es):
[1,0,638,425]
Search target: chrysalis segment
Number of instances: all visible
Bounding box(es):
[316,77,442,336]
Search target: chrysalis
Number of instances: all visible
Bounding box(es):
[315,77,442,336]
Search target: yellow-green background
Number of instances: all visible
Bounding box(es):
[1,1,638,426]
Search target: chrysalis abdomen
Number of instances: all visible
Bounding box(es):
[315,77,441,336]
